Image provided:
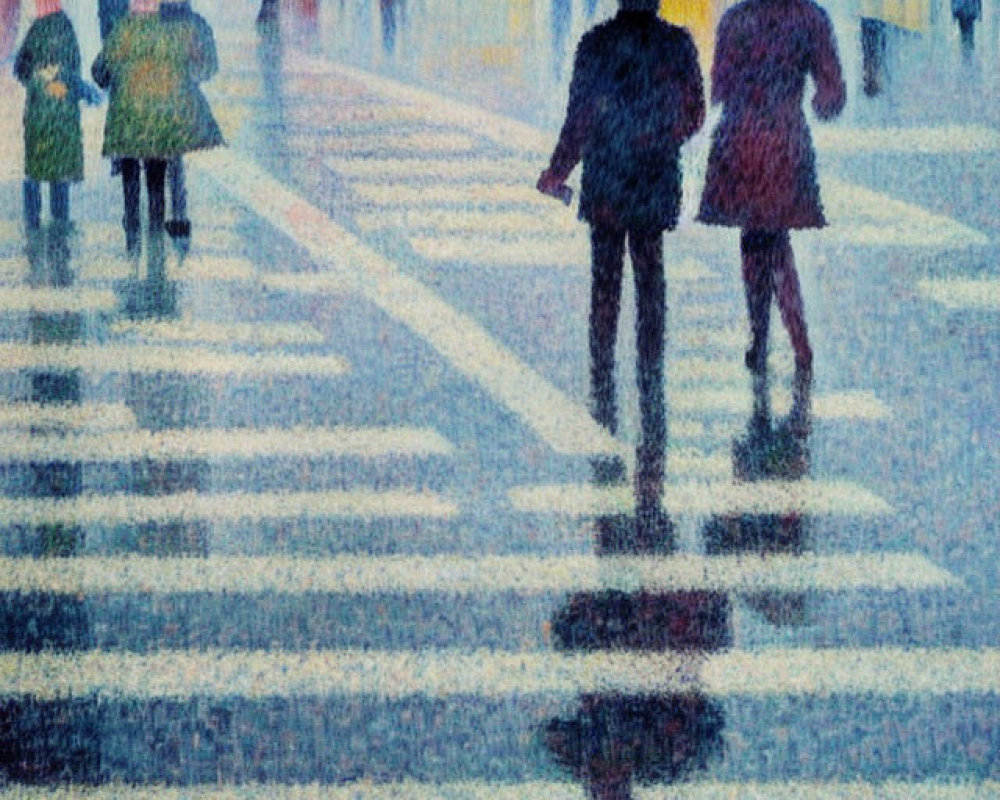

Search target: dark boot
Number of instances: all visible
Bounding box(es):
[50,181,70,224]
[121,159,142,257]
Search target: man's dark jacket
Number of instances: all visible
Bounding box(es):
[546,9,704,232]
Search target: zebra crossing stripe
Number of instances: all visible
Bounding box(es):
[0,488,457,527]
[0,551,959,595]
[0,343,349,377]
[813,124,1000,154]
[410,235,589,267]
[0,286,117,313]
[0,255,257,284]
[198,151,622,457]
[110,320,325,346]
[355,209,580,236]
[352,183,555,208]
[2,646,996,698]
[290,131,480,154]
[326,156,541,183]
[917,278,1000,309]
[0,402,137,431]
[508,480,894,516]
[818,179,989,248]
[667,357,792,384]
[669,388,892,420]
[0,426,454,462]
[0,782,998,800]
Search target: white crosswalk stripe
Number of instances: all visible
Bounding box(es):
[0,402,137,431]
[0,488,457,526]
[509,480,894,516]
[0,286,117,313]
[0,552,959,595]
[2,647,997,698]
[0,343,350,377]
[918,277,1000,309]
[109,319,325,346]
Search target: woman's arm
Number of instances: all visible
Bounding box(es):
[810,7,846,119]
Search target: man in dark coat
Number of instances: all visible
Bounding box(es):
[537,0,704,538]
[697,0,845,375]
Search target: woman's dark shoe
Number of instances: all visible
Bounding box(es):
[165,219,191,239]
[745,342,767,374]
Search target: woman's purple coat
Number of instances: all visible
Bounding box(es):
[697,0,845,230]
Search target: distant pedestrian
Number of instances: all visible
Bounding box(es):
[92,0,223,256]
[0,0,20,62]
[14,0,101,229]
[697,0,845,376]
[952,0,980,60]
[537,0,704,541]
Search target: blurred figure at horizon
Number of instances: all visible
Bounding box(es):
[952,0,980,61]
[698,0,845,377]
[379,0,404,55]
[538,0,704,545]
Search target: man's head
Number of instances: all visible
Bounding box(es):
[620,0,659,11]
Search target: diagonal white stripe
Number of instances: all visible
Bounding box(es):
[0,426,454,462]
[917,278,1000,309]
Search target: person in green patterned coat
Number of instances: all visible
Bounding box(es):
[92,0,223,255]
[14,0,100,229]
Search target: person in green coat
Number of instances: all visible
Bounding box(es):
[14,0,101,229]
[92,0,223,255]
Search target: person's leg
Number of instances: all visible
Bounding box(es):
[589,223,626,436]
[770,230,812,371]
[629,229,666,463]
[629,228,672,548]
[121,158,142,255]
[166,156,190,237]
[740,229,774,373]
[23,178,41,229]
[958,14,975,59]
[50,181,70,224]
[860,18,886,96]
[145,159,167,232]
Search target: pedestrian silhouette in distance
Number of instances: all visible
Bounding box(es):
[697,0,845,378]
[537,0,704,546]
[952,0,980,61]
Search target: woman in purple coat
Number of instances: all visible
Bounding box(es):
[698,0,845,374]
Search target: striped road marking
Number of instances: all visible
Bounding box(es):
[110,320,325,346]
[410,235,588,267]
[818,179,989,248]
[291,131,480,154]
[0,402,137,431]
[814,124,1000,155]
[198,151,622,457]
[0,286,117,314]
[669,388,892,420]
[352,183,555,208]
[0,343,349,377]
[917,277,1000,310]
[326,156,541,183]
[509,480,893,516]
[0,552,959,595]
[80,224,243,253]
[0,426,454,462]
[0,489,457,527]
[2,647,997,698]
[355,209,580,236]
[0,255,258,284]
[667,357,792,384]
[2,782,998,800]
